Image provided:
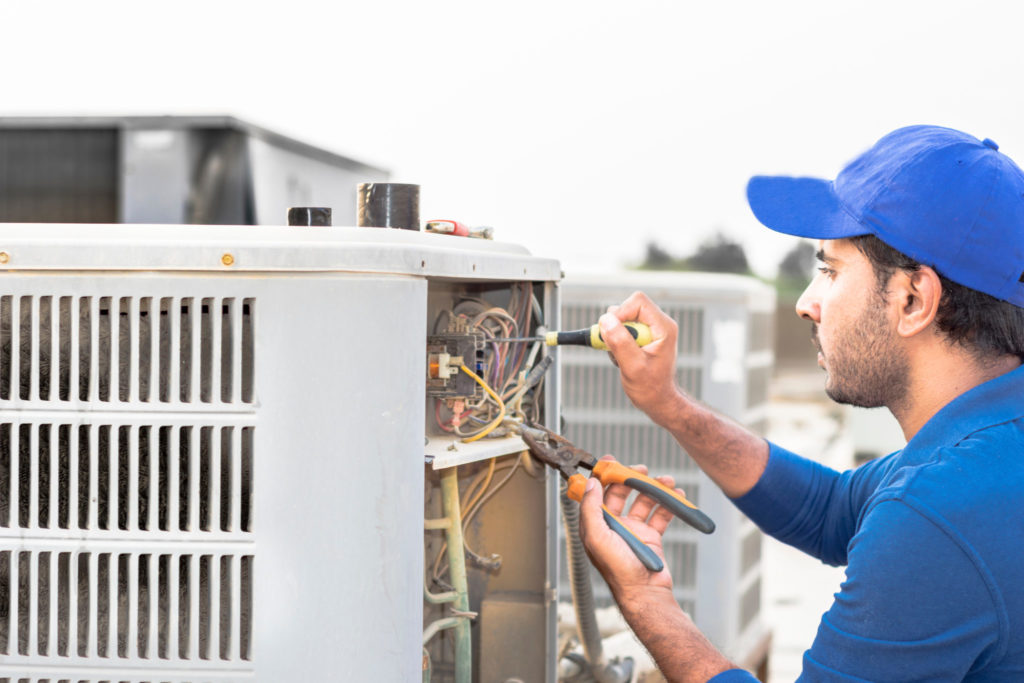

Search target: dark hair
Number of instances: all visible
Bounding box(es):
[850,235,1024,362]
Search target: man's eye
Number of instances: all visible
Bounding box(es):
[817,266,836,277]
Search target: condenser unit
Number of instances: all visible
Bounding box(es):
[0,116,387,226]
[559,271,775,677]
[0,223,561,682]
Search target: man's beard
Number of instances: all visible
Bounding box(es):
[813,298,909,411]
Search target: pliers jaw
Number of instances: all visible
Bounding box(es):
[518,424,581,482]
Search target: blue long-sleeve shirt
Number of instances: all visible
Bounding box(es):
[709,364,1024,681]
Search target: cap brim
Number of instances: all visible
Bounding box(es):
[747,176,869,240]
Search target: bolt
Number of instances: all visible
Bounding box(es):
[222,253,235,267]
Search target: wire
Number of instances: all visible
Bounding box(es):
[461,458,496,513]
[462,454,521,529]
[459,365,505,443]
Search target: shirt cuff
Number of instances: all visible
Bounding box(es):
[707,668,760,682]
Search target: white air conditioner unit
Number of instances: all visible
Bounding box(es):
[0,223,561,682]
[559,271,775,677]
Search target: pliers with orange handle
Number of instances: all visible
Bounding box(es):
[519,423,715,572]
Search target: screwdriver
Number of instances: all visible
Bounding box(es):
[490,322,652,351]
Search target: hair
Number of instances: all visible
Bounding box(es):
[850,235,1024,362]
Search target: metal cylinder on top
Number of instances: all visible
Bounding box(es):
[287,207,332,226]
[356,183,420,231]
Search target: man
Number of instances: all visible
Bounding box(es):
[579,125,1024,681]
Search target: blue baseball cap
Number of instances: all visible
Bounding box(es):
[747,125,1024,307]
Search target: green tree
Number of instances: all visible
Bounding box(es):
[687,232,751,274]
[777,240,816,284]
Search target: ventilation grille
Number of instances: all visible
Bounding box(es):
[0,423,253,535]
[564,421,699,474]
[0,288,257,676]
[0,296,254,405]
[0,550,252,662]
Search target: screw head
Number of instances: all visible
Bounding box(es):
[221,253,235,267]
[0,252,8,264]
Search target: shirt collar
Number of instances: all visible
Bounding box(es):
[902,363,1024,459]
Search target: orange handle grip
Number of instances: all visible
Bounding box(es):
[566,473,588,502]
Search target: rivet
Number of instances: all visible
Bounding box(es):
[221,253,235,267]
[0,252,8,264]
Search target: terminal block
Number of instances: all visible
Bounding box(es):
[426,332,486,398]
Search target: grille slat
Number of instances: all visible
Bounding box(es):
[29,296,40,402]
[168,551,179,660]
[188,554,199,660]
[188,299,201,404]
[67,425,79,531]
[88,297,100,403]
[87,424,99,531]
[146,552,158,659]
[211,432,223,533]
[10,424,20,533]
[208,554,220,661]
[67,551,78,659]
[87,550,99,658]
[110,298,122,404]
[230,430,241,534]
[229,300,241,405]
[27,551,39,656]
[13,296,25,401]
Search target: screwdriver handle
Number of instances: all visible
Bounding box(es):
[592,460,716,534]
[545,322,652,350]
[564,474,664,572]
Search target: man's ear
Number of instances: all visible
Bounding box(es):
[892,266,942,338]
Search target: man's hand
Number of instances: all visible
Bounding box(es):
[601,290,770,498]
[578,456,737,682]
[600,292,684,427]
[578,456,676,600]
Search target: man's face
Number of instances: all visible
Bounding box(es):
[795,239,909,409]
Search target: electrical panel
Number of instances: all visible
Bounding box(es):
[422,279,560,683]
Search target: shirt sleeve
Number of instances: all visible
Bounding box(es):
[797,499,1001,681]
[707,669,759,682]
[731,442,891,565]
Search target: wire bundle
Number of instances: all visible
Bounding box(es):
[432,283,544,439]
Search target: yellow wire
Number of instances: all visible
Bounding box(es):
[460,365,506,443]
[462,458,496,512]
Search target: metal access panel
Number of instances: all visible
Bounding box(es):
[559,271,775,674]
[0,224,561,682]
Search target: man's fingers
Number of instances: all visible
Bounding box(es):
[647,483,682,535]
[579,477,613,550]
[600,292,678,363]
[600,313,646,366]
[625,473,675,525]
[602,480,633,517]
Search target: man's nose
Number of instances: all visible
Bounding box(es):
[795,278,822,322]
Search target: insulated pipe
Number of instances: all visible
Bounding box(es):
[561,486,634,683]
[440,467,473,683]
[561,487,606,667]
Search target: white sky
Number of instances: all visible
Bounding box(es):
[3,0,1023,277]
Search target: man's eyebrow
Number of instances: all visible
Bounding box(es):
[815,249,839,264]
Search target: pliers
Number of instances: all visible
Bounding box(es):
[519,423,715,572]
